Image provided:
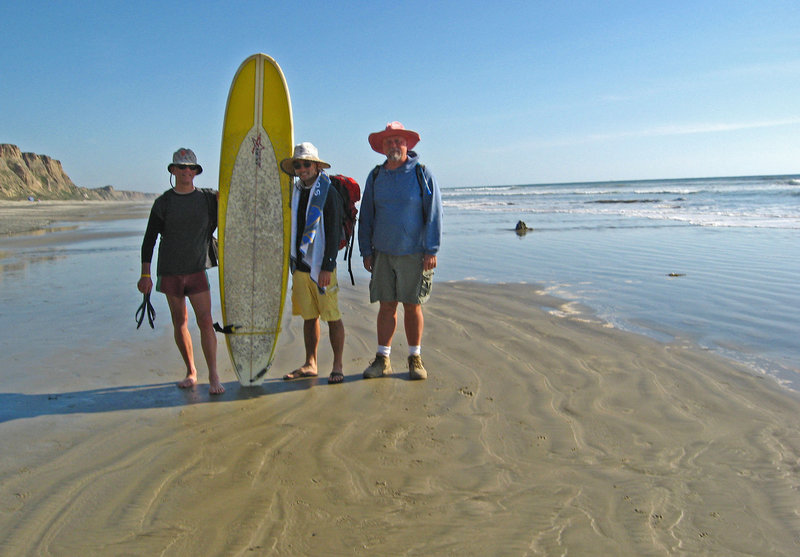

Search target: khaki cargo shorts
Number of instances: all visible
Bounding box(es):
[369,251,433,305]
[291,270,342,321]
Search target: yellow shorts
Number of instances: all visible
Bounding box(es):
[291,270,342,321]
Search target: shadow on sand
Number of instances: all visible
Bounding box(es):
[0,369,423,423]
[0,377,325,423]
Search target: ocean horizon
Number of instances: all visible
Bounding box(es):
[0,173,797,397]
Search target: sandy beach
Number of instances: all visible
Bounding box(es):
[0,199,152,236]
[1,202,800,555]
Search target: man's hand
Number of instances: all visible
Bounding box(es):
[318,270,332,288]
[137,275,153,294]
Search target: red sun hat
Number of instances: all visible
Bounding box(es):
[368,121,420,155]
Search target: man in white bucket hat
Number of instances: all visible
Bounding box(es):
[280,142,346,384]
[138,148,225,395]
[358,122,443,381]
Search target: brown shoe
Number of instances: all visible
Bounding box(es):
[363,354,391,379]
[408,355,427,380]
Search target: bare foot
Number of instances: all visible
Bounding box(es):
[209,378,225,395]
[178,375,197,389]
[283,364,318,380]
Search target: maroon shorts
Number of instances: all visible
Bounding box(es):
[157,271,209,297]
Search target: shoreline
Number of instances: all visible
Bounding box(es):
[0,199,152,236]
[1,200,799,554]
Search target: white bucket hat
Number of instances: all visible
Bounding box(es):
[280,142,331,176]
[167,148,203,174]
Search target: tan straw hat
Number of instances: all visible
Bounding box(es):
[368,121,420,154]
[280,142,331,176]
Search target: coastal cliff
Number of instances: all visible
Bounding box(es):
[0,144,153,200]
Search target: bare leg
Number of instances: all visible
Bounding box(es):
[403,303,424,347]
[377,301,398,347]
[301,318,320,373]
[284,319,319,379]
[188,290,224,394]
[166,294,197,388]
[327,319,345,382]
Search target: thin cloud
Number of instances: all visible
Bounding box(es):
[597,60,800,106]
[525,117,800,148]
[595,117,800,139]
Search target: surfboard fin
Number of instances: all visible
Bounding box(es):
[213,322,241,334]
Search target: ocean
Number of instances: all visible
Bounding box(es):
[433,174,800,393]
[0,174,797,396]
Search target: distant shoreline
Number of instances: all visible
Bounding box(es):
[0,199,152,236]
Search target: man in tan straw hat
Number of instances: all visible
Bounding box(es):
[279,142,346,384]
[138,148,225,394]
[358,122,443,380]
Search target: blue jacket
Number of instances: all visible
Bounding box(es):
[358,152,442,258]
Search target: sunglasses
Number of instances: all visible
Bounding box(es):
[293,161,314,170]
[175,164,198,170]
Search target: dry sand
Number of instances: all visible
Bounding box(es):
[1,203,799,555]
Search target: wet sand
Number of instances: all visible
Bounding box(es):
[0,199,151,236]
[1,203,799,555]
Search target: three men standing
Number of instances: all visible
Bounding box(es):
[358,122,443,380]
[142,122,441,389]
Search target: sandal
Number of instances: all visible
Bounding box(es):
[283,369,318,380]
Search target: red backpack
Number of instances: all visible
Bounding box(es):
[328,174,361,284]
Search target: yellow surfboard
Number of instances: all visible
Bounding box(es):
[218,53,293,385]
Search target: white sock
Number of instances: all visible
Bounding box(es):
[377,345,391,357]
[409,345,421,356]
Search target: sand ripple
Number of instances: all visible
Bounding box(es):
[1,282,799,555]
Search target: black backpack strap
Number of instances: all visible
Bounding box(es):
[201,189,219,267]
[369,165,381,217]
[369,164,381,237]
[346,231,355,285]
[415,163,428,193]
[371,163,429,221]
[415,163,429,222]
[201,188,217,236]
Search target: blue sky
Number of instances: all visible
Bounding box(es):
[2,1,799,193]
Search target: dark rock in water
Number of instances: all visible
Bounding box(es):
[515,220,530,236]
[667,273,686,277]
